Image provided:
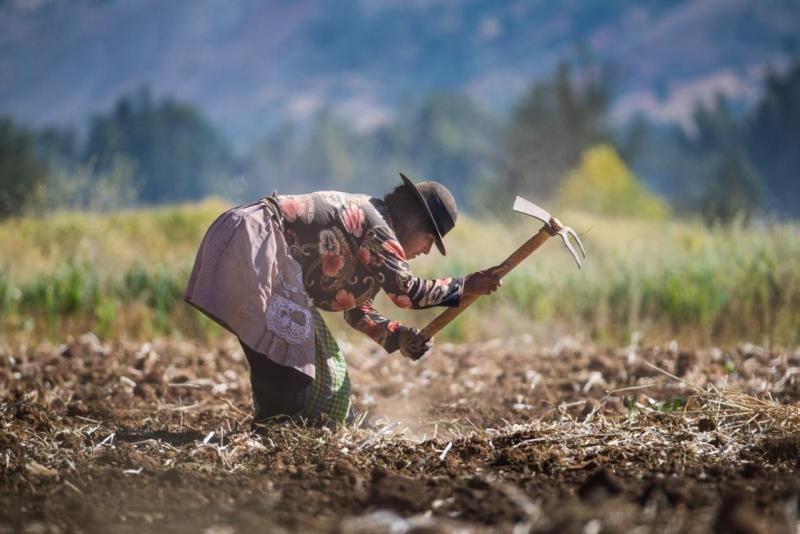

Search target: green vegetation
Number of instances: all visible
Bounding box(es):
[85,88,233,204]
[0,200,226,341]
[557,144,669,219]
[492,60,614,206]
[4,58,800,225]
[747,61,800,216]
[0,116,47,218]
[1,201,798,346]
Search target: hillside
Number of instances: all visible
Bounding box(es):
[1,0,797,145]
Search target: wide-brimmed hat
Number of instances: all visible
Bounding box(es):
[399,173,458,256]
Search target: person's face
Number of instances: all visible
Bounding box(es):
[404,230,436,259]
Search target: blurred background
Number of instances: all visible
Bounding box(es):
[1,0,798,346]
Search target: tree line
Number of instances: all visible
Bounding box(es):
[1,58,798,222]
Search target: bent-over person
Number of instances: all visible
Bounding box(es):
[185,173,501,425]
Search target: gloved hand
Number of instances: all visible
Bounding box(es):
[464,268,502,296]
[397,326,431,361]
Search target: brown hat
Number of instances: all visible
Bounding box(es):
[399,173,458,256]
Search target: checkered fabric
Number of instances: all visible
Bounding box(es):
[301,309,352,425]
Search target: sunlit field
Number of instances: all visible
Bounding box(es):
[1,200,798,347]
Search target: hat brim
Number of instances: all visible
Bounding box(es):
[400,173,446,256]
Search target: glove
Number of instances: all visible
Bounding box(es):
[464,268,502,296]
[397,326,431,361]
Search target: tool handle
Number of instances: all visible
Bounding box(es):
[420,225,554,340]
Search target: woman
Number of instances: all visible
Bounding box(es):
[185,173,501,424]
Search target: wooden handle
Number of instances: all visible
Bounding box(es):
[420,225,554,340]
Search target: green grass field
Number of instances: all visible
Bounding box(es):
[1,200,798,347]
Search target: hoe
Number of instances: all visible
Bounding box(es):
[421,196,586,340]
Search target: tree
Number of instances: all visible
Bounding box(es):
[497,60,614,206]
[699,152,764,225]
[683,95,765,223]
[407,93,499,208]
[34,125,78,167]
[557,144,669,219]
[242,111,364,199]
[243,91,499,208]
[374,92,499,209]
[0,116,47,219]
[746,60,800,216]
[40,156,139,212]
[242,122,306,199]
[632,93,766,221]
[305,109,359,190]
[84,88,233,204]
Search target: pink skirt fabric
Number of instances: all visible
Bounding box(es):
[184,201,316,379]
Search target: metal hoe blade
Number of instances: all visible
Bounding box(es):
[513,196,551,224]
[513,196,586,269]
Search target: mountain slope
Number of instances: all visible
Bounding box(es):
[1,0,797,144]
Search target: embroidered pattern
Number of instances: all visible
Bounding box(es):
[279,191,463,351]
[266,295,313,345]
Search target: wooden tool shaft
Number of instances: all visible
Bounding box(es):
[421,225,553,340]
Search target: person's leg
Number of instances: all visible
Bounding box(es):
[240,342,311,422]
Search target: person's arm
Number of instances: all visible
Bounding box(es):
[361,226,465,309]
[343,302,402,352]
[343,303,431,359]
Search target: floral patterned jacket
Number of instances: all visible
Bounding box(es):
[277,191,464,353]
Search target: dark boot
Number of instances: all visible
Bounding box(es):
[240,342,311,424]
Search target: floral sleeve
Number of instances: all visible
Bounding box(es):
[343,303,402,352]
[360,225,464,309]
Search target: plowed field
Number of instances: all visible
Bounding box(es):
[2,334,799,533]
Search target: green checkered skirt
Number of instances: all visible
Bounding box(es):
[301,309,352,425]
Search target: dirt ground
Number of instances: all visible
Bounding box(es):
[1,333,800,533]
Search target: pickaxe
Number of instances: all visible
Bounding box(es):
[420,196,585,340]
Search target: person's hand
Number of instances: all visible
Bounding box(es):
[464,268,502,296]
[397,326,431,361]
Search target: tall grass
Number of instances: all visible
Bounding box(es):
[426,213,800,345]
[1,202,798,346]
